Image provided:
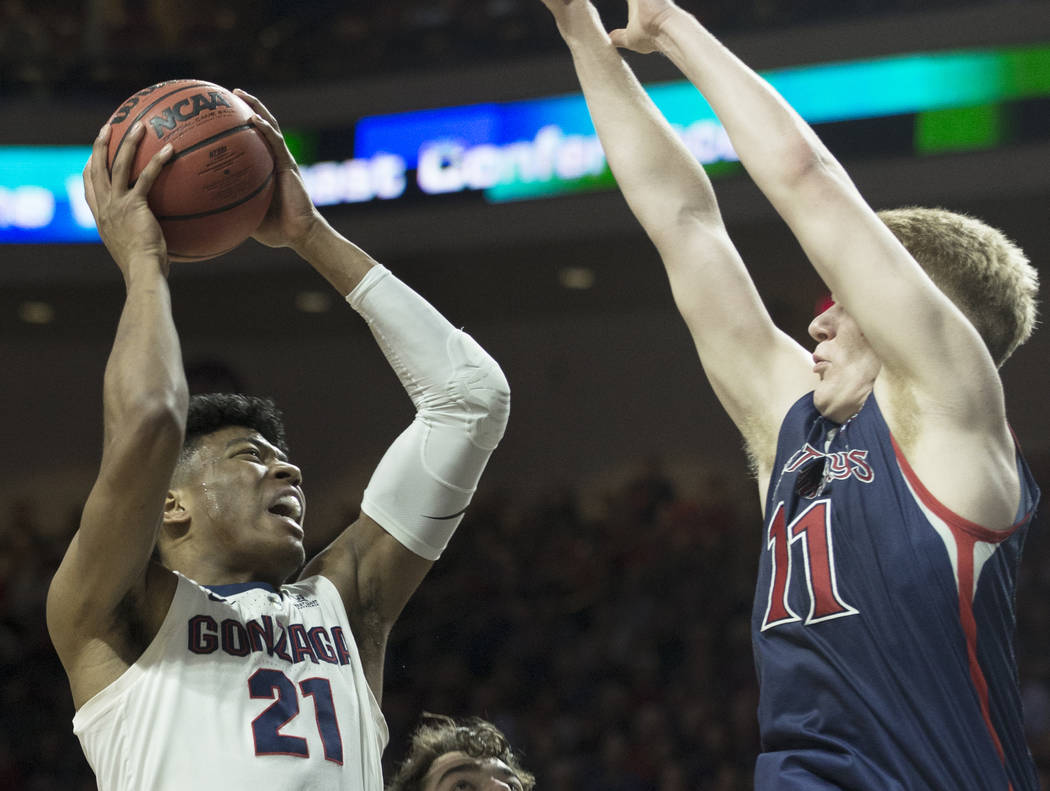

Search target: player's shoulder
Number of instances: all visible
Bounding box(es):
[873,377,1026,531]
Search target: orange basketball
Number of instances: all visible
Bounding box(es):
[105,79,275,262]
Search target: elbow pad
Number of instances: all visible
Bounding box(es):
[347,266,510,560]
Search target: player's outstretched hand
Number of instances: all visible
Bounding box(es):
[83,122,172,277]
[608,0,677,54]
[235,89,323,251]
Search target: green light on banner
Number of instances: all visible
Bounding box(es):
[765,44,1050,123]
[485,160,744,203]
[282,129,316,165]
[486,169,616,202]
[1005,45,1050,95]
[916,104,1006,154]
[695,160,745,179]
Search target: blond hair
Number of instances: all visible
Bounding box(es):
[877,207,1038,366]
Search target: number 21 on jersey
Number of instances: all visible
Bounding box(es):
[761,499,859,631]
[250,668,344,763]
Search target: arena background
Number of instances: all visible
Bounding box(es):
[2,1,1049,788]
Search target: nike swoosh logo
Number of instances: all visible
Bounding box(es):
[423,507,468,521]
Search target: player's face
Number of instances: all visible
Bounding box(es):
[420,751,526,791]
[807,301,881,423]
[178,426,306,581]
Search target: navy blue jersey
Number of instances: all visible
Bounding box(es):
[752,393,1039,790]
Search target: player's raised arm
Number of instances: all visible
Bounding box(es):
[623,1,1003,423]
[617,0,1031,527]
[241,92,511,701]
[540,0,814,474]
[47,123,186,706]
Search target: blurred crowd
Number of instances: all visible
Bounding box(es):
[4,453,1050,790]
[0,0,1028,99]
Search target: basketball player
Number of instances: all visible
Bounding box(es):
[540,0,1039,787]
[46,91,510,790]
[386,714,535,791]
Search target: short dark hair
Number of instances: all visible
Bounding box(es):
[386,714,535,791]
[181,393,289,461]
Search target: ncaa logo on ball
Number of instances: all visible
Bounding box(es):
[148,92,233,140]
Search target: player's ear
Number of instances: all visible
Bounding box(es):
[158,489,192,563]
[164,489,191,526]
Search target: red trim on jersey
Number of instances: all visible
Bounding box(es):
[889,435,1029,542]
[889,434,1033,773]
[953,529,1006,763]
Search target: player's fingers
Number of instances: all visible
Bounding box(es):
[83,124,111,211]
[83,157,98,215]
[234,89,280,131]
[130,141,173,198]
[234,89,296,169]
[110,121,145,192]
[248,111,297,170]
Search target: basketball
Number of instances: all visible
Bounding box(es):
[105,79,276,262]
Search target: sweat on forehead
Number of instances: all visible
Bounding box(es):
[172,428,285,488]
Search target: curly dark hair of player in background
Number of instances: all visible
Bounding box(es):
[386,714,536,791]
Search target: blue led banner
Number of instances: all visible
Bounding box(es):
[2,44,1048,243]
[0,147,95,242]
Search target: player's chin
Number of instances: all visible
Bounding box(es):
[814,387,862,424]
[279,528,306,559]
[812,385,838,420]
[273,541,307,583]
[263,521,307,571]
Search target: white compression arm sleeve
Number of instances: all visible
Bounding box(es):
[347,265,510,560]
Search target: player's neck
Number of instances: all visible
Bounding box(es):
[169,550,289,589]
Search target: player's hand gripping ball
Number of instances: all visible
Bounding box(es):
[105,79,276,262]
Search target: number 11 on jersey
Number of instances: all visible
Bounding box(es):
[761,499,859,631]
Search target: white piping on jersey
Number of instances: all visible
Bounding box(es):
[897,463,996,600]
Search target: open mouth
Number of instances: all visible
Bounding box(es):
[268,494,303,523]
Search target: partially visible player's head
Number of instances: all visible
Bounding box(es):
[179,393,289,466]
[387,715,535,791]
[878,207,1038,367]
[160,393,305,583]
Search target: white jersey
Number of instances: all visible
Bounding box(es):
[72,573,388,791]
